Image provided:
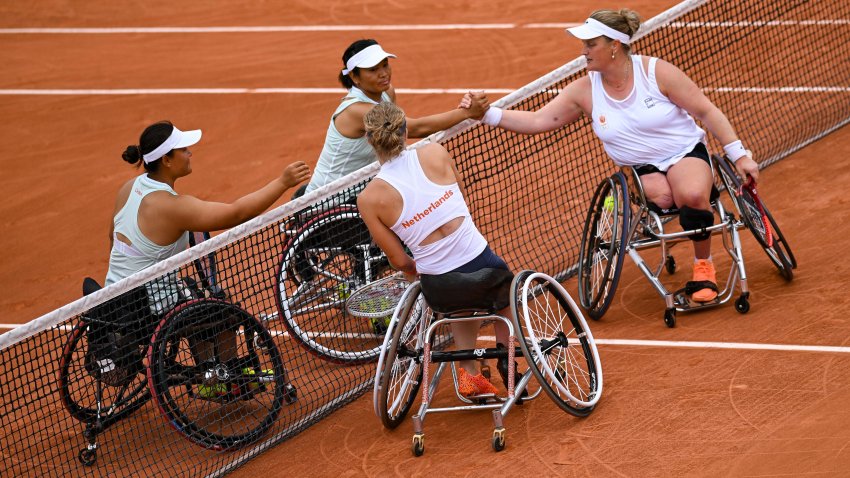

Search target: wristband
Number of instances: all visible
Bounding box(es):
[481,107,503,127]
[723,140,749,163]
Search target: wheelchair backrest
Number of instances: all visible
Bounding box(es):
[419,268,514,315]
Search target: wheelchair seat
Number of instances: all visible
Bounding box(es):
[419,267,513,315]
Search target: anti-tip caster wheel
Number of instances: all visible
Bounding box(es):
[492,427,506,452]
[412,433,425,457]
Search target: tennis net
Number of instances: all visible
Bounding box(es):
[1,0,847,476]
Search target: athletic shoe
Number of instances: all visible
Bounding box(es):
[370,316,391,335]
[457,368,498,397]
[691,259,718,302]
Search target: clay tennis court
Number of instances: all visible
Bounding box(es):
[2,0,850,476]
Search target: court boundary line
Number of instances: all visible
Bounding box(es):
[0,23,578,34]
[3,322,847,355]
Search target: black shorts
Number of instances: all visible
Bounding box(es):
[634,142,710,176]
[449,245,510,274]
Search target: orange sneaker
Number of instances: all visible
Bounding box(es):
[457,368,498,397]
[691,259,718,302]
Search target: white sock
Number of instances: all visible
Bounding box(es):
[695,255,712,264]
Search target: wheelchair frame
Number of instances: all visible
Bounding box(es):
[373,270,603,456]
[578,154,796,327]
[59,233,297,466]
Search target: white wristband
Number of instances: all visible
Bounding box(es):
[723,140,749,163]
[481,107,503,127]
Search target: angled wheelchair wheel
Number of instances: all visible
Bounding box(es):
[59,319,150,427]
[578,172,630,320]
[275,206,389,364]
[147,299,287,450]
[715,155,796,281]
[511,270,603,417]
[375,283,427,429]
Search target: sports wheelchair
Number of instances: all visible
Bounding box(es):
[372,268,603,456]
[274,190,395,365]
[577,154,796,327]
[59,233,297,466]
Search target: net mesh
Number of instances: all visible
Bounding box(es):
[1,0,848,475]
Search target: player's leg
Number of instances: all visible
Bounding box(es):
[667,150,718,302]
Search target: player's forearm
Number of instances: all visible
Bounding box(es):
[407,109,469,138]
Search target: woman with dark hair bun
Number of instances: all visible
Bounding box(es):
[107,120,310,311]
[302,39,490,197]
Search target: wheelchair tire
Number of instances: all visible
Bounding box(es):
[58,319,150,427]
[147,299,287,450]
[511,270,603,417]
[275,206,388,364]
[715,155,796,281]
[375,284,426,429]
[578,172,630,320]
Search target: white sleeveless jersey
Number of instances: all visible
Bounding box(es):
[590,55,706,170]
[306,87,392,194]
[374,149,487,275]
[105,174,189,314]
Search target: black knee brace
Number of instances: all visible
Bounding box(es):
[678,206,714,241]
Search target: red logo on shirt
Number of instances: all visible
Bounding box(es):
[401,190,454,229]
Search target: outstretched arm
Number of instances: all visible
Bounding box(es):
[479,78,589,134]
[153,161,311,237]
[405,91,490,138]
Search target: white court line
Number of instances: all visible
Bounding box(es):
[0,23,578,34]
[3,322,847,354]
[1,86,847,96]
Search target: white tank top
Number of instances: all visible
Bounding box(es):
[105,174,189,314]
[590,55,705,171]
[374,149,487,275]
[306,87,392,194]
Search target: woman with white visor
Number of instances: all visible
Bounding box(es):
[476,8,759,303]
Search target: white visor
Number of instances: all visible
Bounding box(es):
[341,44,397,75]
[142,126,202,163]
[566,18,631,44]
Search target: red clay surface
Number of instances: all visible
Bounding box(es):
[2,1,849,476]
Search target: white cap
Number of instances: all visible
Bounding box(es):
[566,18,631,44]
[341,44,397,75]
[142,126,202,163]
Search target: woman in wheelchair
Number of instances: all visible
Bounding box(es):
[477,8,760,303]
[357,102,519,397]
[104,120,310,376]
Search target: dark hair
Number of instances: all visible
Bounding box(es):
[121,121,175,172]
[337,39,379,89]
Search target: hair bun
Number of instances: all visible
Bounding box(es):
[122,144,142,165]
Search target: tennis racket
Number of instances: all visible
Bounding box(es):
[740,179,773,247]
[189,231,225,297]
[345,272,410,319]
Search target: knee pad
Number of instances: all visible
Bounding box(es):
[678,206,714,241]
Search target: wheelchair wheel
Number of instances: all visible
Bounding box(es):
[578,172,630,320]
[511,270,603,417]
[715,155,796,281]
[147,299,287,450]
[59,319,150,427]
[275,206,389,364]
[375,284,427,429]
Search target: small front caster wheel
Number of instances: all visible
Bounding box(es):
[735,296,750,314]
[664,309,676,328]
[665,255,676,275]
[79,448,97,466]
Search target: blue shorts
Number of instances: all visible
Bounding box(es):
[449,246,510,274]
